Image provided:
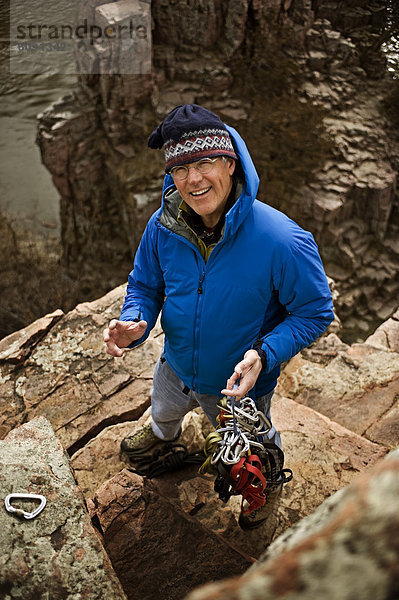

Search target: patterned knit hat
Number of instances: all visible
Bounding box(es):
[147,104,237,172]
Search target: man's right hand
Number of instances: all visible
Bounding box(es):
[103,319,148,357]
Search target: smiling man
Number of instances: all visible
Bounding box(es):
[103,104,334,530]
[174,154,235,227]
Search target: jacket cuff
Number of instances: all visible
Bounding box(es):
[120,310,142,324]
[252,339,267,370]
[123,312,143,348]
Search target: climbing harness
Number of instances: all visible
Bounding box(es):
[128,442,205,479]
[199,395,292,514]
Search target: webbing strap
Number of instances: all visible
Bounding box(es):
[230,457,247,489]
[198,431,223,475]
[129,443,205,478]
[230,455,267,514]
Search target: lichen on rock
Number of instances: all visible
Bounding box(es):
[0,417,127,600]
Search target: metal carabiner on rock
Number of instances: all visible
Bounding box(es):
[5,493,47,520]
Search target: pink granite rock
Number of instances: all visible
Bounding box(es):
[365,307,399,353]
[183,448,399,600]
[278,333,399,448]
[0,309,64,363]
[89,469,253,600]
[0,285,163,451]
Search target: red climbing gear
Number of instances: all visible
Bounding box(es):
[199,395,292,514]
[230,455,267,514]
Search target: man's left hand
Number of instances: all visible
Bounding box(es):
[221,349,262,398]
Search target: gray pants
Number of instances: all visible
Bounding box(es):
[150,356,282,449]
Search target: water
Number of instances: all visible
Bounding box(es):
[0,0,150,231]
[0,1,78,232]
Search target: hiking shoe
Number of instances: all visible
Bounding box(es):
[238,482,282,531]
[121,423,164,456]
[121,423,181,457]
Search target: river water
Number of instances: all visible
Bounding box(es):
[0,1,78,233]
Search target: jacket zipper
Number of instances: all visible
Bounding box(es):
[197,272,205,294]
[192,267,206,389]
[192,244,227,388]
[157,217,227,390]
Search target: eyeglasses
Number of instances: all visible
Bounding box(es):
[170,157,225,181]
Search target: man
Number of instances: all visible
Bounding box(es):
[103,104,334,529]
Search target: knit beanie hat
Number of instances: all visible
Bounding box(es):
[147,104,237,172]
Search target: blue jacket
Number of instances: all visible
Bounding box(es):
[120,125,334,397]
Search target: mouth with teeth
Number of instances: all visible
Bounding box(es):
[190,186,212,197]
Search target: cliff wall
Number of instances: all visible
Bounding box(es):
[36,0,399,342]
[0,284,398,598]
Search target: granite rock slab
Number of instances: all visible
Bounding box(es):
[0,417,127,600]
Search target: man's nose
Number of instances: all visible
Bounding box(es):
[187,165,203,184]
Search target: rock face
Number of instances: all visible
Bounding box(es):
[71,406,213,498]
[270,395,388,539]
[366,306,399,353]
[0,309,64,363]
[0,417,127,600]
[278,325,399,449]
[36,0,399,341]
[312,0,389,78]
[89,469,254,600]
[183,448,399,600]
[296,59,399,341]
[0,284,161,452]
[1,284,396,598]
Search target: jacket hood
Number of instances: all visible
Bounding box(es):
[224,124,259,201]
[160,125,260,237]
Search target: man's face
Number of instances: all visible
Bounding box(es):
[173,156,236,228]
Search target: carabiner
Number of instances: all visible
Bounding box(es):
[5,493,46,520]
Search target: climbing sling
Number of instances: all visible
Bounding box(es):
[128,442,205,478]
[199,396,292,514]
